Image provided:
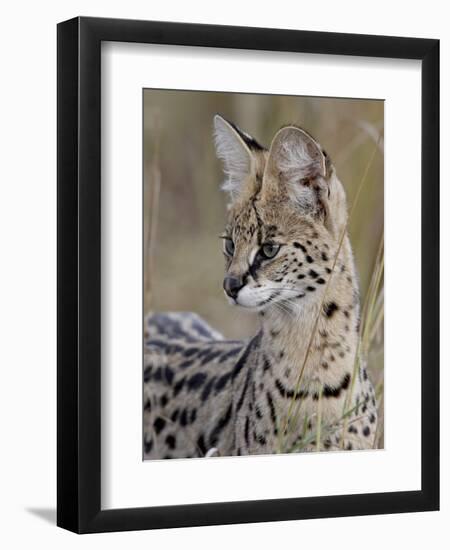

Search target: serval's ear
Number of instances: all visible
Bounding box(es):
[213,115,262,201]
[263,125,329,216]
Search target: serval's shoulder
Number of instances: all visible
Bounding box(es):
[144,312,248,459]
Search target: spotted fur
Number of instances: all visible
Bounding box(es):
[143,116,378,459]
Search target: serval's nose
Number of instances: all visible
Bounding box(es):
[223,275,244,300]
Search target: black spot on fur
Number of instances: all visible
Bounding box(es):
[197,435,207,455]
[309,269,319,279]
[201,377,216,402]
[321,252,329,261]
[262,354,272,372]
[160,394,168,407]
[232,332,262,380]
[321,373,351,398]
[147,339,184,353]
[183,347,199,358]
[180,409,188,426]
[165,434,176,450]
[220,346,243,362]
[293,242,307,253]
[200,350,223,365]
[363,426,371,437]
[154,417,166,435]
[306,255,314,263]
[171,409,179,422]
[179,359,194,369]
[306,286,316,292]
[144,439,153,454]
[236,370,250,412]
[153,367,162,381]
[255,433,266,445]
[316,278,326,284]
[348,425,357,434]
[244,416,250,446]
[323,301,339,318]
[173,377,186,396]
[196,348,212,360]
[215,371,232,392]
[164,366,175,384]
[209,403,233,447]
[266,391,277,426]
[187,372,207,390]
[275,378,307,400]
[144,366,152,383]
[191,320,215,339]
[341,373,351,389]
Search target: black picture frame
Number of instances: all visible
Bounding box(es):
[57,16,439,533]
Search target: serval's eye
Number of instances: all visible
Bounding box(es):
[260,243,280,259]
[223,238,235,257]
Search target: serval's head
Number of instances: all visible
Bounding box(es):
[213,114,350,312]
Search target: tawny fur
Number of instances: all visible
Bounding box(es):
[143,116,377,459]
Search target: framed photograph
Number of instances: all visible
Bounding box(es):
[57,16,439,533]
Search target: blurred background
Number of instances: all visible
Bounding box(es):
[143,90,384,421]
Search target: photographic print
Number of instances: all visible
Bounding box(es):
[143,90,384,460]
[57,17,438,531]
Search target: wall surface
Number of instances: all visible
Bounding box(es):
[0,1,447,548]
